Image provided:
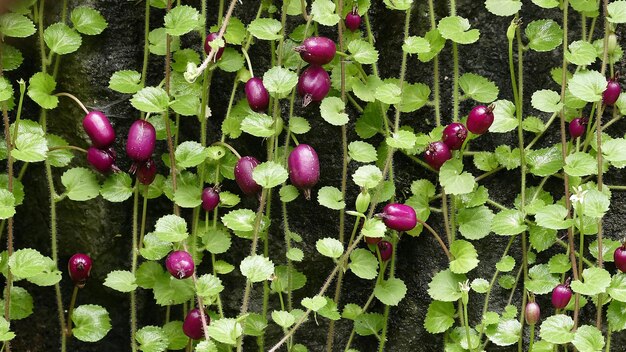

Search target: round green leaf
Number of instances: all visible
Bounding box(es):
[71,305,112,342]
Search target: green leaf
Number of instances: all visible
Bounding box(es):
[252,161,288,189]
[71,6,108,35]
[320,97,349,126]
[424,300,455,333]
[301,295,327,311]
[139,234,172,261]
[248,18,282,40]
[103,270,137,293]
[286,248,304,262]
[352,165,382,189]
[131,87,170,113]
[607,273,626,302]
[485,0,522,16]
[449,240,479,274]
[496,256,516,272]
[548,253,572,273]
[526,264,560,294]
[272,310,295,329]
[402,36,430,54]
[375,83,402,105]
[243,313,267,337]
[206,318,243,345]
[11,132,47,162]
[523,116,546,133]
[568,70,607,102]
[564,152,597,176]
[263,67,298,98]
[459,73,499,103]
[361,218,386,238]
[271,266,307,293]
[148,28,180,55]
[383,0,413,10]
[348,141,377,163]
[164,5,200,36]
[427,269,466,302]
[348,40,379,65]
[418,28,446,62]
[136,326,169,352]
[527,145,564,176]
[525,19,563,52]
[175,141,207,169]
[240,255,274,283]
[374,278,407,306]
[589,239,621,263]
[109,70,142,94]
[458,206,494,240]
[485,319,521,346]
[581,189,610,218]
[349,248,378,280]
[386,130,417,150]
[154,214,188,242]
[317,186,345,210]
[342,303,362,320]
[529,224,557,252]
[474,152,499,172]
[195,273,224,300]
[354,313,384,336]
[535,204,574,230]
[209,18,246,45]
[0,286,32,320]
[44,23,82,55]
[27,72,58,109]
[531,89,563,112]
[490,99,517,133]
[310,0,341,26]
[532,0,559,8]
[607,300,626,331]
[0,13,35,38]
[279,185,299,203]
[471,278,490,293]
[216,48,244,73]
[0,190,15,220]
[100,173,133,202]
[240,112,276,137]
[61,168,99,201]
[71,305,112,342]
[8,248,47,278]
[607,1,626,23]
[46,134,74,167]
[495,145,521,170]
[565,40,597,66]
[540,314,574,344]
[572,325,605,352]
[316,237,344,258]
[0,317,15,342]
[400,83,431,112]
[355,102,384,138]
[222,209,255,232]
[570,267,611,296]
[289,116,310,134]
[491,209,527,235]
[439,159,475,195]
[437,16,480,44]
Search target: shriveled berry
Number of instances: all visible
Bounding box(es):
[68,253,93,288]
[295,36,336,65]
[525,301,541,325]
[165,250,195,279]
[288,144,320,200]
[442,123,468,150]
[183,308,208,340]
[345,10,361,32]
[467,105,495,135]
[614,244,626,273]
[126,120,156,163]
[136,158,157,185]
[204,32,225,61]
[201,186,220,212]
[423,141,452,171]
[235,156,262,197]
[568,118,587,138]
[83,111,115,149]
[603,78,621,106]
[551,283,572,309]
[87,147,118,173]
[297,65,331,107]
[381,203,417,232]
[245,77,270,112]
[377,241,393,262]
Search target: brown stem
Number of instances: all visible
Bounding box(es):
[418,219,452,260]
[55,92,89,114]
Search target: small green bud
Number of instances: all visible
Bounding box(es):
[355,191,371,213]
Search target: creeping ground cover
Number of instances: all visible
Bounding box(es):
[2,0,626,351]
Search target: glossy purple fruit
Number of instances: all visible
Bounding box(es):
[288,144,320,200]
[603,78,621,106]
[424,141,452,171]
[245,77,270,112]
[381,203,417,232]
[377,241,393,261]
[295,36,336,66]
[568,118,587,138]
[204,32,225,61]
[165,250,195,279]
[68,253,92,288]
[467,105,495,135]
[83,111,115,149]
[201,186,220,212]
[235,156,262,197]
[345,10,361,32]
[551,283,572,309]
[183,308,208,340]
[614,244,626,273]
[136,158,157,185]
[442,123,468,150]
[87,147,117,173]
[297,65,331,107]
[126,120,156,163]
[525,301,541,325]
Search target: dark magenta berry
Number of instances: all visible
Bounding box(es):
[234,156,262,197]
[365,236,381,245]
[288,144,320,200]
[525,301,541,325]
[614,244,626,273]
[551,283,572,309]
[377,241,393,262]
[603,78,621,106]
[467,105,495,135]
[183,308,208,340]
[345,10,361,32]
[204,32,225,61]
[380,203,417,232]
[165,250,195,279]
[68,253,92,288]
[201,186,220,212]
[295,36,336,66]
[126,120,156,163]
[568,118,587,138]
[297,65,331,107]
[82,111,115,149]
[87,147,118,173]
[441,123,468,150]
[136,158,157,185]
[245,77,270,112]
[423,141,452,171]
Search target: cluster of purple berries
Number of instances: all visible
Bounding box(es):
[83,111,120,174]
[569,77,622,139]
[364,203,418,262]
[295,37,334,107]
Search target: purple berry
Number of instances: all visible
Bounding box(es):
[467,105,495,135]
[126,120,156,163]
[442,123,468,150]
[183,308,208,340]
[82,111,115,149]
[377,241,393,262]
[365,236,381,245]
[234,156,262,197]
[201,186,220,212]
[68,253,92,288]
[603,78,621,106]
[614,244,626,273]
[568,118,587,138]
[551,283,572,309]
[345,10,361,32]
[295,36,336,66]
[288,144,320,200]
[204,32,225,61]
[423,141,452,171]
[87,147,118,173]
[525,301,541,325]
[381,203,417,232]
[245,77,270,112]
[136,158,157,185]
[165,250,195,279]
[297,65,331,107]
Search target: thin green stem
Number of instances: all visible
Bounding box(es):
[428,0,441,126]
[130,185,139,352]
[65,285,79,336]
[529,324,536,352]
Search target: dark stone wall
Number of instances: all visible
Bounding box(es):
[5,0,626,351]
